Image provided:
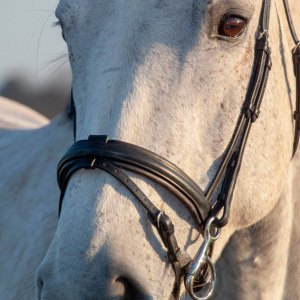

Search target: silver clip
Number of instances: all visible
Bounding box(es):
[185,217,221,300]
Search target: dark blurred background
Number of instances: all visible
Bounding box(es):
[1,72,71,119]
[0,0,71,119]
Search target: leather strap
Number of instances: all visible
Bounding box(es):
[292,44,300,154]
[58,141,192,299]
[206,0,272,227]
[58,135,210,228]
[283,0,299,45]
[283,0,300,156]
[68,90,76,141]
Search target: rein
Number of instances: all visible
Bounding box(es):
[58,0,300,299]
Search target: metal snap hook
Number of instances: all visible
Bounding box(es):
[185,256,216,300]
[184,217,220,300]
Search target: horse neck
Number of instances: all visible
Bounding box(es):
[0,113,73,210]
[215,172,294,299]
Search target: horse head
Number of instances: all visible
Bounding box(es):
[36,0,297,299]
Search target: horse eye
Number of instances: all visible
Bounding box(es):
[218,16,247,38]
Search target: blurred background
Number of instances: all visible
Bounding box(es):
[0,0,71,118]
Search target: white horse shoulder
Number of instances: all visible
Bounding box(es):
[0,96,48,130]
[0,111,72,300]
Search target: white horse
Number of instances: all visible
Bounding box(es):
[1,0,300,299]
[0,97,72,299]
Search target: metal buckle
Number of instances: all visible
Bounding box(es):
[156,210,165,228]
[258,29,269,40]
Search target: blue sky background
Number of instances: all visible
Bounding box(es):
[0,0,70,87]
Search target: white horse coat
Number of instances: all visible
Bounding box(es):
[1,0,300,299]
[0,97,72,299]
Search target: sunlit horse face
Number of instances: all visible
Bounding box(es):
[37,0,294,298]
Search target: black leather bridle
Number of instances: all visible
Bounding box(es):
[57,0,300,299]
